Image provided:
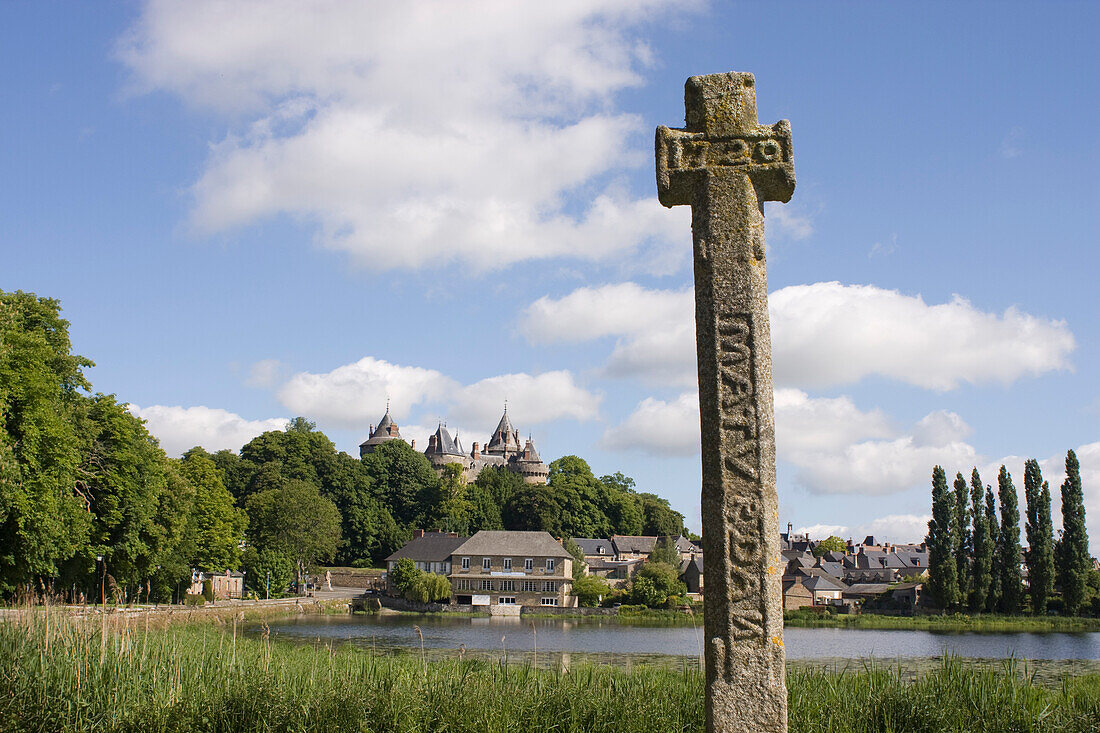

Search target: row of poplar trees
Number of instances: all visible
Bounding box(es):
[926,452,1092,616]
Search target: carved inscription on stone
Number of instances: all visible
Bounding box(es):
[716,311,759,482]
[663,133,790,172]
[724,495,767,642]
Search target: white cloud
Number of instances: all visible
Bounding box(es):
[764,201,814,242]
[277,356,456,428]
[450,371,601,427]
[796,524,848,540]
[274,356,600,432]
[118,0,697,271]
[245,358,284,388]
[599,392,698,454]
[602,389,980,495]
[523,281,1075,390]
[129,404,288,457]
[797,515,932,545]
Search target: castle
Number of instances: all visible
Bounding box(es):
[359,406,550,485]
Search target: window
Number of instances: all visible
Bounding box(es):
[461,557,470,570]
[543,581,557,592]
[503,558,512,570]
[500,580,515,592]
[546,559,555,572]
[497,597,516,605]
[480,580,494,591]
[457,579,471,591]
[482,558,491,571]
[524,558,533,571]
[540,597,559,606]
[522,580,538,592]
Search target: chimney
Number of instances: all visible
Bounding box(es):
[411,439,416,449]
[472,442,479,459]
[369,424,374,434]
[413,529,424,539]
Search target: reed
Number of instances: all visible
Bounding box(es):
[1,607,1097,732]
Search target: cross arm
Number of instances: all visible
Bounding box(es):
[655,121,795,208]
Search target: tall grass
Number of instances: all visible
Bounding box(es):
[1,607,1097,732]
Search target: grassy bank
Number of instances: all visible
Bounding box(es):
[2,610,1099,732]
[783,609,1100,632]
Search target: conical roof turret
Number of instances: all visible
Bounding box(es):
[486,406,521,455]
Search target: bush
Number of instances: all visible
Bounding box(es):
[182,593,205,606]
[628,562,686,607]
[573,575,611,607]
[242,547,295,599]
[406,572,451,603]
[389,558,420,594]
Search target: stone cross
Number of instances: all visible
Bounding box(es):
[656,72,793,733]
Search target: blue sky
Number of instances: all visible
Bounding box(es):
[3,1,1098,551]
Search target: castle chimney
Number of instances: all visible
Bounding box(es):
[370,424,374,434]
[411,439,416,449]
[472,442,479,459]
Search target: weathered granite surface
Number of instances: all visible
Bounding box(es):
[656,72,794,733]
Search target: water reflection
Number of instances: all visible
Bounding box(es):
[254,613,1100,662]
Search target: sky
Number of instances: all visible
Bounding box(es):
[3,1,1098,552]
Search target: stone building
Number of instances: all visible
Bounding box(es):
[360,406,549,485]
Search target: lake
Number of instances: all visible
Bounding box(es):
[257,613,1100,662]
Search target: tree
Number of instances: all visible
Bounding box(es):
[926,466,959,610]
[502,484,565,536]
[649,537,681,567]
[573,574,611,607]
[563,537,587,580]
[246,479,341,591]
[428,463,475,534]
[638,493,686,537]
[388,558,420,595]
[812,536,847,559]
[953,472,972,607]
[1024,459,1054,615]
[407,572,451,603]
[241,547,294,599]
[546,456,612,538]
[629,561,686,607]
[968,469,993,613]
[149,463,196,602]
[1056,450,1090,616]
[361,440,439,525]
[180,449,247,573]
[0,290,93,595]
[996,466,1023,614]
[985,484,1001,612]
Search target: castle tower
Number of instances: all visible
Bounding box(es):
[358,405,405,458]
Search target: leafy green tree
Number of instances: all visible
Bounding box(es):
[149,463,196,602]
[547,456,611,538]
[407,572,451,603]
[321,450,401,566]
[211,449,248,501]
[473,465,525,510]
[246,479,341,591]
[563,537,587,580]
[600,488,644,536]
[953,472,972,607]
[649,537,681,567]
[599,472,636,494]
[361,440,439,525]
[927,466,959,610]
[639,493,686,537]
[985,484,1000,612]
[241,547,294,599]
[969,469,993,612]
[573,574,611,607]
[1055,450,1090,616]
[0,290,92,595]
[465,480,504,532]
[629,561,686,607]
[502,484,565,535]
[180,449,247,573]
[1024,459,1055,615]
[428,463,475,534]
[812,536,847,558]
[388,558,420,595]
[996,466,1023,614]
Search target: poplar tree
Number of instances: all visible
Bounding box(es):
[969,469,993,612]
[1056,450,1090,616]
[926,466,959,610]
[985,484,1001,612]
[996,466,1022,614]
[1024,459,1054,615]
[953,472,972,607]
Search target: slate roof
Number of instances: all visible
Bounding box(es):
[611,535,658,555]
[385,532,469,563]
[802,574,845,592]
[427,424,463,456]
[572,538,615,557]
[843,583,891,597]
[360,407,403,448]
[452,530,573,559]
